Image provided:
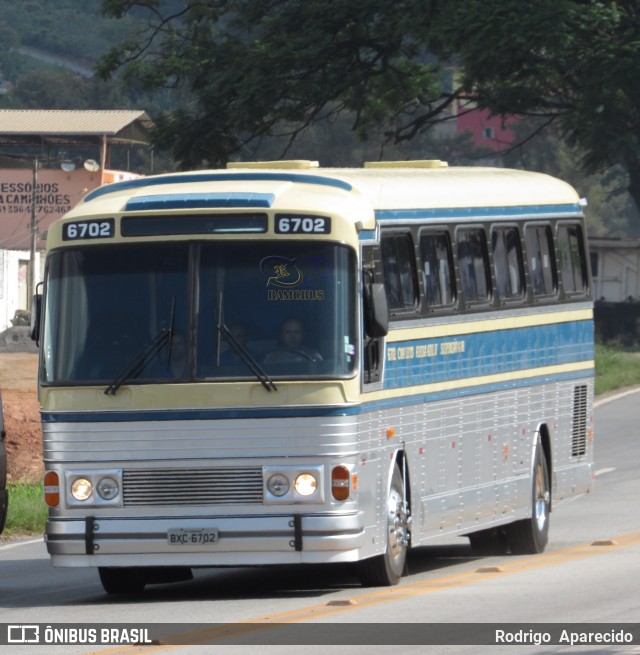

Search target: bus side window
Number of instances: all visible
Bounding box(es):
[419,231,456,308]
[557,223,588,295]
[491,227,525,301]
[381,233,418,313]
[525,225,557,297]
[456,228,491,303]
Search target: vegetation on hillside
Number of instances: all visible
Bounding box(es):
[0,0,136,62]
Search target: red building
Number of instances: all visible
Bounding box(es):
[456,107,519,152]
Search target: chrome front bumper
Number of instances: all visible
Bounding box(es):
[46,511,367,567]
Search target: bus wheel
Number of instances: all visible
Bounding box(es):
[99,567,146,594]
[506,443,550,554]
[356,464,408,586]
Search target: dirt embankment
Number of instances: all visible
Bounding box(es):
[1,353,42,484]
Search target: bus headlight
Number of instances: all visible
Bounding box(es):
[65,470,123,507]
[97,476,119,501]
[263,465,324,504]
[71,478,93,501]
[267,474,290,497]
[294,473,317,497]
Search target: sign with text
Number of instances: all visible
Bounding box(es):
[0,168,101,250]
[0,168,141,250]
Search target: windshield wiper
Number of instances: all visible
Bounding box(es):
[105,299,175,395]
[216,292,277,392]
[217,322,277,392]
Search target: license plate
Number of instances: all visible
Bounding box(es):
[167,528,219,545]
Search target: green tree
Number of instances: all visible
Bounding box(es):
[505,120,639,236]
[429,0,640,224]
[98,0,640,225]
[98,0,448,167]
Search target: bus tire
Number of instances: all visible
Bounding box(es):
[99,567,146,594]
[356,464,408,586]
[506,443,550,555]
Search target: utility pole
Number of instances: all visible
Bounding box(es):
[28,157,38,313]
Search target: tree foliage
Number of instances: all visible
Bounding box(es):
[98,0,450,166]
[505,120,639,236]
[430,0,640,214]
[98,0,640,224]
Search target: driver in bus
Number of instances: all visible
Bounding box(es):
[263,317,323,363]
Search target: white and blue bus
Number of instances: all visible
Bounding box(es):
[34,160,594,593]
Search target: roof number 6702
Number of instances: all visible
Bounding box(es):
[275,216,330,234]
[63,219,115,240]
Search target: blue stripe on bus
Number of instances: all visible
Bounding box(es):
[41,368,592,425]
[375,204,582,221]
[383,320,593,390]
[83,173,353,202]
[124,192,276,211]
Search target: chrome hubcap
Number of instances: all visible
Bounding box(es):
[387,487,408,563]
[534,463,549,531]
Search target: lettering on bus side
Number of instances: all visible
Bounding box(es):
[387,340,466,362]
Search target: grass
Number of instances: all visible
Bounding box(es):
[594,343,640,396]
[1,481,47,541]
[3,343,640,540]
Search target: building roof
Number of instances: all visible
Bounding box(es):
[0,109,153,145]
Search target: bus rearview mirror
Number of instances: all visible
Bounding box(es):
[365,282,389,338]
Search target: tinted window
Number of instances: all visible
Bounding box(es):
[42,242,357,384]
[456,228,491,302]
[558,224,588,294]
[197,242,356,379]
[492,227,525,300]
[420,231,456,308]
[42,245,190,384]
[381,233,418,311]
[525,225,557,296]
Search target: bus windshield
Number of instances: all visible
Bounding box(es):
[41,241,357,385]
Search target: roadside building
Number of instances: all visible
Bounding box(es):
[590,237,640,343]
[0,109,153,330]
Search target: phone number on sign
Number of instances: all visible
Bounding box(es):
[0,205,71,214]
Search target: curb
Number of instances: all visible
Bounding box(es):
[594,385,640,408]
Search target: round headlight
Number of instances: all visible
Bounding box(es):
[294,473,317,497]
[97,476,119,500]
[267,474,290,497]
[71,478,93,501]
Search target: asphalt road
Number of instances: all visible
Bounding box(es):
[1,389,639,654]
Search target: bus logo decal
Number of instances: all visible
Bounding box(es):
[261,256,304,288]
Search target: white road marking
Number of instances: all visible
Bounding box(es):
[0,537,43,551]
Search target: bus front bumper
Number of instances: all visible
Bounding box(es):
[45,511,368,567]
